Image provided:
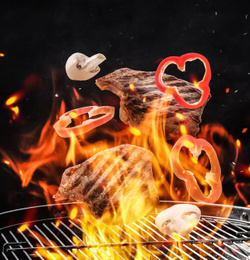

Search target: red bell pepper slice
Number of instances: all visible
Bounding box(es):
[155,53,211,109]
[54,106,115,138]
[170,135,222,203]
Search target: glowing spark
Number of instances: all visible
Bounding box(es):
[242,128,248,133]
[129,127,141,136]
[121,239,127,244]
[180,125,187,135]
[0,53,5,57]
[191,157,198,164]
[236,139,241,148]
[190,74,199,87]
[248,166,250,172]
[10,106,19,116]
[129,83,135,93]
[176,113,184,120]
[19,170,23,176]
[3,160,10,165]
[183,140,194,148]
[142,96,146,102]
[172,232,181,241]
[55,220,60,227]
[225,88,230,93]
[69,112,78,118]
[218,239,223,247]
[73,87,80,99]
[231,171,235,177]
[72,236,81,245]
[18,224,28,233]
[5,96,18,106]
[193,80,198,87]
[70,207,78,220]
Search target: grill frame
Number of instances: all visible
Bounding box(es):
[1,201,250,260]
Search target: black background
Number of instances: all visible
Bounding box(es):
[0,0,250,214]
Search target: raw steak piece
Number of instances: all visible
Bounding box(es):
[96,68,209,138]
[54,144,158,223]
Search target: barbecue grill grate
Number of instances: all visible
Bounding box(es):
[1,202,250,260]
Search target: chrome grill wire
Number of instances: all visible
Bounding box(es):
[1,213,250,260]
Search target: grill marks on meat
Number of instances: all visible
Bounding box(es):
[95,68,210,138]
[55,144,158,223]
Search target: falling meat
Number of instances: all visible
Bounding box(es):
[54,144,159,224]
[96,68,210,138]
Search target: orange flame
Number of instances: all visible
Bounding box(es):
[0,61,240,259]
[0,52,5,57]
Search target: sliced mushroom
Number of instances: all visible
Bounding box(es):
[65,52,106,81]
[155,204,201,236]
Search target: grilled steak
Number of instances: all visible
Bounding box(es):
[96,68,209,139]
[54,144,158,223]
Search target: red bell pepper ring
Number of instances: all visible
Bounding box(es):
[170,135,222,203]
[155,53,211,109]
[53,106,115,138]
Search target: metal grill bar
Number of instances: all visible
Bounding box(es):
[149,216,209,260]
[131,222,184,260]
[139,218,196,260]
[149,215,224,260]
[77,218,142,260]
[199,218,250,256]
[78,218,132,260]
[10,231,34,259]
[1,202,250,260]
[223,222,250,254]
[63,220,123,260]
[1,234,20,260]
[101,221,148,260]
[58,222,95,260]
[34,224,80,260]
[192,228,240,260]
[52,221,104,260]
[115,225,161,259]
[136,218,193,260]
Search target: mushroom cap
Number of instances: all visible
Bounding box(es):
[65,52,106,81]
[155,204,201,236]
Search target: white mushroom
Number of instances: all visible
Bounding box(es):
[155,204,201,236]
[65,52,106,81]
